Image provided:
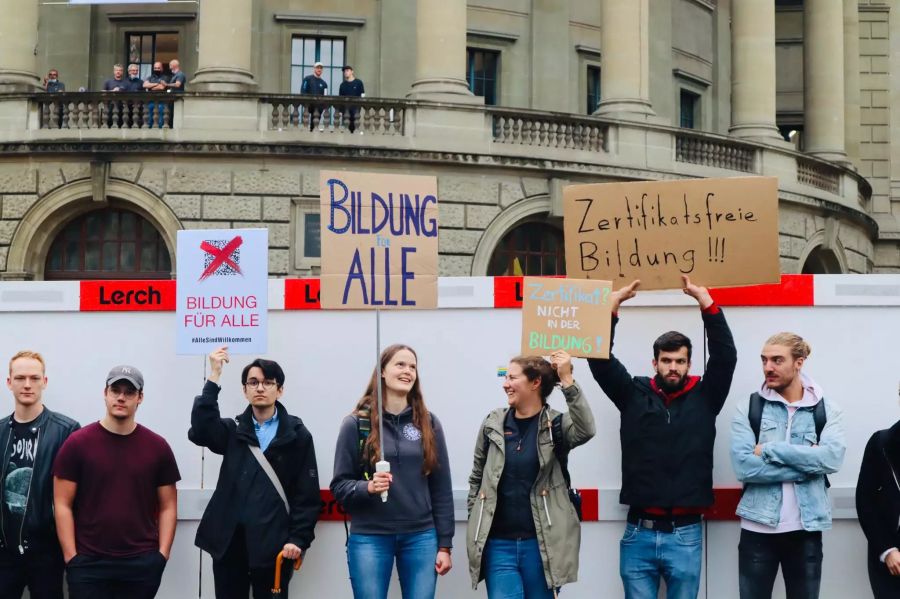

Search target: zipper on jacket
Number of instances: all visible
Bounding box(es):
[666,408,671,424]
[474,491,486,540]
[18,428,40,554]
[541,489,552,527]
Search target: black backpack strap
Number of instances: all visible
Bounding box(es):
[551,413,573,489]
[813,399,827,442]
[748,393,764,443]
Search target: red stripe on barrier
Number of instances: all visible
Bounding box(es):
[709,274,814,307]
[577,488,600,522]
[494,276,524,308]
[285,278,321,310]
[319,489,349,521]
[80,280,175,311]
[703,487,742,521]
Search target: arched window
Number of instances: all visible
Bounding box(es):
[801,246,843,274]
[45,208,172,280]
[487,221,565,276]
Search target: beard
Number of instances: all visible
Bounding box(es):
[655,372,687,393]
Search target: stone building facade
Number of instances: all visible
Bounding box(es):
[0,0,896,281]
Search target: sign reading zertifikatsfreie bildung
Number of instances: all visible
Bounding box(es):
[564,177,780,290]
[320,170,439,309]
[521,277,613,359]
[176,228,268,354]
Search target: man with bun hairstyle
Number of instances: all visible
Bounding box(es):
[731,332,845,599]
[587,275,737,599]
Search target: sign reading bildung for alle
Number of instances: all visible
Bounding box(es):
[176,228,268,354]
[521,277,613,359]
[563,177,780,290]
[319,170,439,309]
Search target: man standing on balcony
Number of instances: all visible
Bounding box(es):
[43,70,65,93]
[143,62,169,128]
[338,65,365,134]
[102,65,126,92]
[166,60,186,94]
[301,62,328,131]
[587,276,737,599]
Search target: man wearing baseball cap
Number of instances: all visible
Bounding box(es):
[300,61,328,131]
[52,366,180,599]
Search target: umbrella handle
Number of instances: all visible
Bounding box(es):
[272,550,303,594]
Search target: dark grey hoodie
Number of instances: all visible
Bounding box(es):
[330,406,454,548]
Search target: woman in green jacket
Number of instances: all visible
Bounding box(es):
[466,350,595,598]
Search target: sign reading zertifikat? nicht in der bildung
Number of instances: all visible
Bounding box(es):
[176,228,268,355]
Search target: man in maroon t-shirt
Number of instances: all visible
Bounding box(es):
[52,365,180,599]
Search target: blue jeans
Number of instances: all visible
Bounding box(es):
[347,528,437,599]
[483,538,554,599]
[619,522,703,599]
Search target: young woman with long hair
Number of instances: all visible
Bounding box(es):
[330,344,454,599]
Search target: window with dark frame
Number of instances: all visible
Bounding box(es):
[487,221,566,277]
[680,89,700,129]
[45,209,172,280]
[126,32,179,80]
[290,37,346,94]
[587,65,601,114]
[466,48,499,105]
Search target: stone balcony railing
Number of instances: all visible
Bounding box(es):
[0,91,873,223]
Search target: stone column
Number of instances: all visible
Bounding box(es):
[596,0,654,117]
[729,0,781,140]
[844,0,861,166]
[408,0,478,102]
[191,0,256,92]
[0,0,40,91]
[805,0,847,162]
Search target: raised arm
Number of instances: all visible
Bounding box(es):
[731,400,807,483]
[760,399,846,475]
[551,350,595,448]
[188,347,232,454]
[682,275,737,414]
[587,280,640,410]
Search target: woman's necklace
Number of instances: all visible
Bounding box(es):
[515,415,536,452]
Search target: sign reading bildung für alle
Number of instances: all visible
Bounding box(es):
[176,228,268,354]
[319,170,439,309]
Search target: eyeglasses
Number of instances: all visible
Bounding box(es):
[244,378,277,390]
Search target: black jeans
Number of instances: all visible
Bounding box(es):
[868,552,900,598]
[66,550,167,599]
[738,529,822,599]
[0,547,65,599]
[212,528,294,599]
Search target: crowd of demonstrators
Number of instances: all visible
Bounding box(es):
[330,345,454,599]
[7,288,900,599]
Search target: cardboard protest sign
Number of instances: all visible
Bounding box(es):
[176,228,268,354]
[563,177,780,290]
[320,170,439,309]
[521,277,613,359]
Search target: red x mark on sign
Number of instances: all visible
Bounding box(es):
[199,236,243,281]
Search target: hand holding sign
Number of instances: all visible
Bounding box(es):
[611,279,640,312]
[207,346,229,384]
[549,350,574,387]
[681,275,713,309]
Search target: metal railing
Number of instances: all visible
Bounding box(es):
[36,92,176,129]
[262,96,409,136]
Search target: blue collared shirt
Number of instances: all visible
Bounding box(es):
[254,411,279,452]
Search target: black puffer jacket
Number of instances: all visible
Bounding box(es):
[0,407,79,553]
[189,381,322,568]
[856,420,900,558]
[588,306,736,508]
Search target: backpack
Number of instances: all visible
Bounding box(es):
[747,392,829,488]
[551,413,583,521]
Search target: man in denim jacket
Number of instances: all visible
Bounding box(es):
[731,332,845,599]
